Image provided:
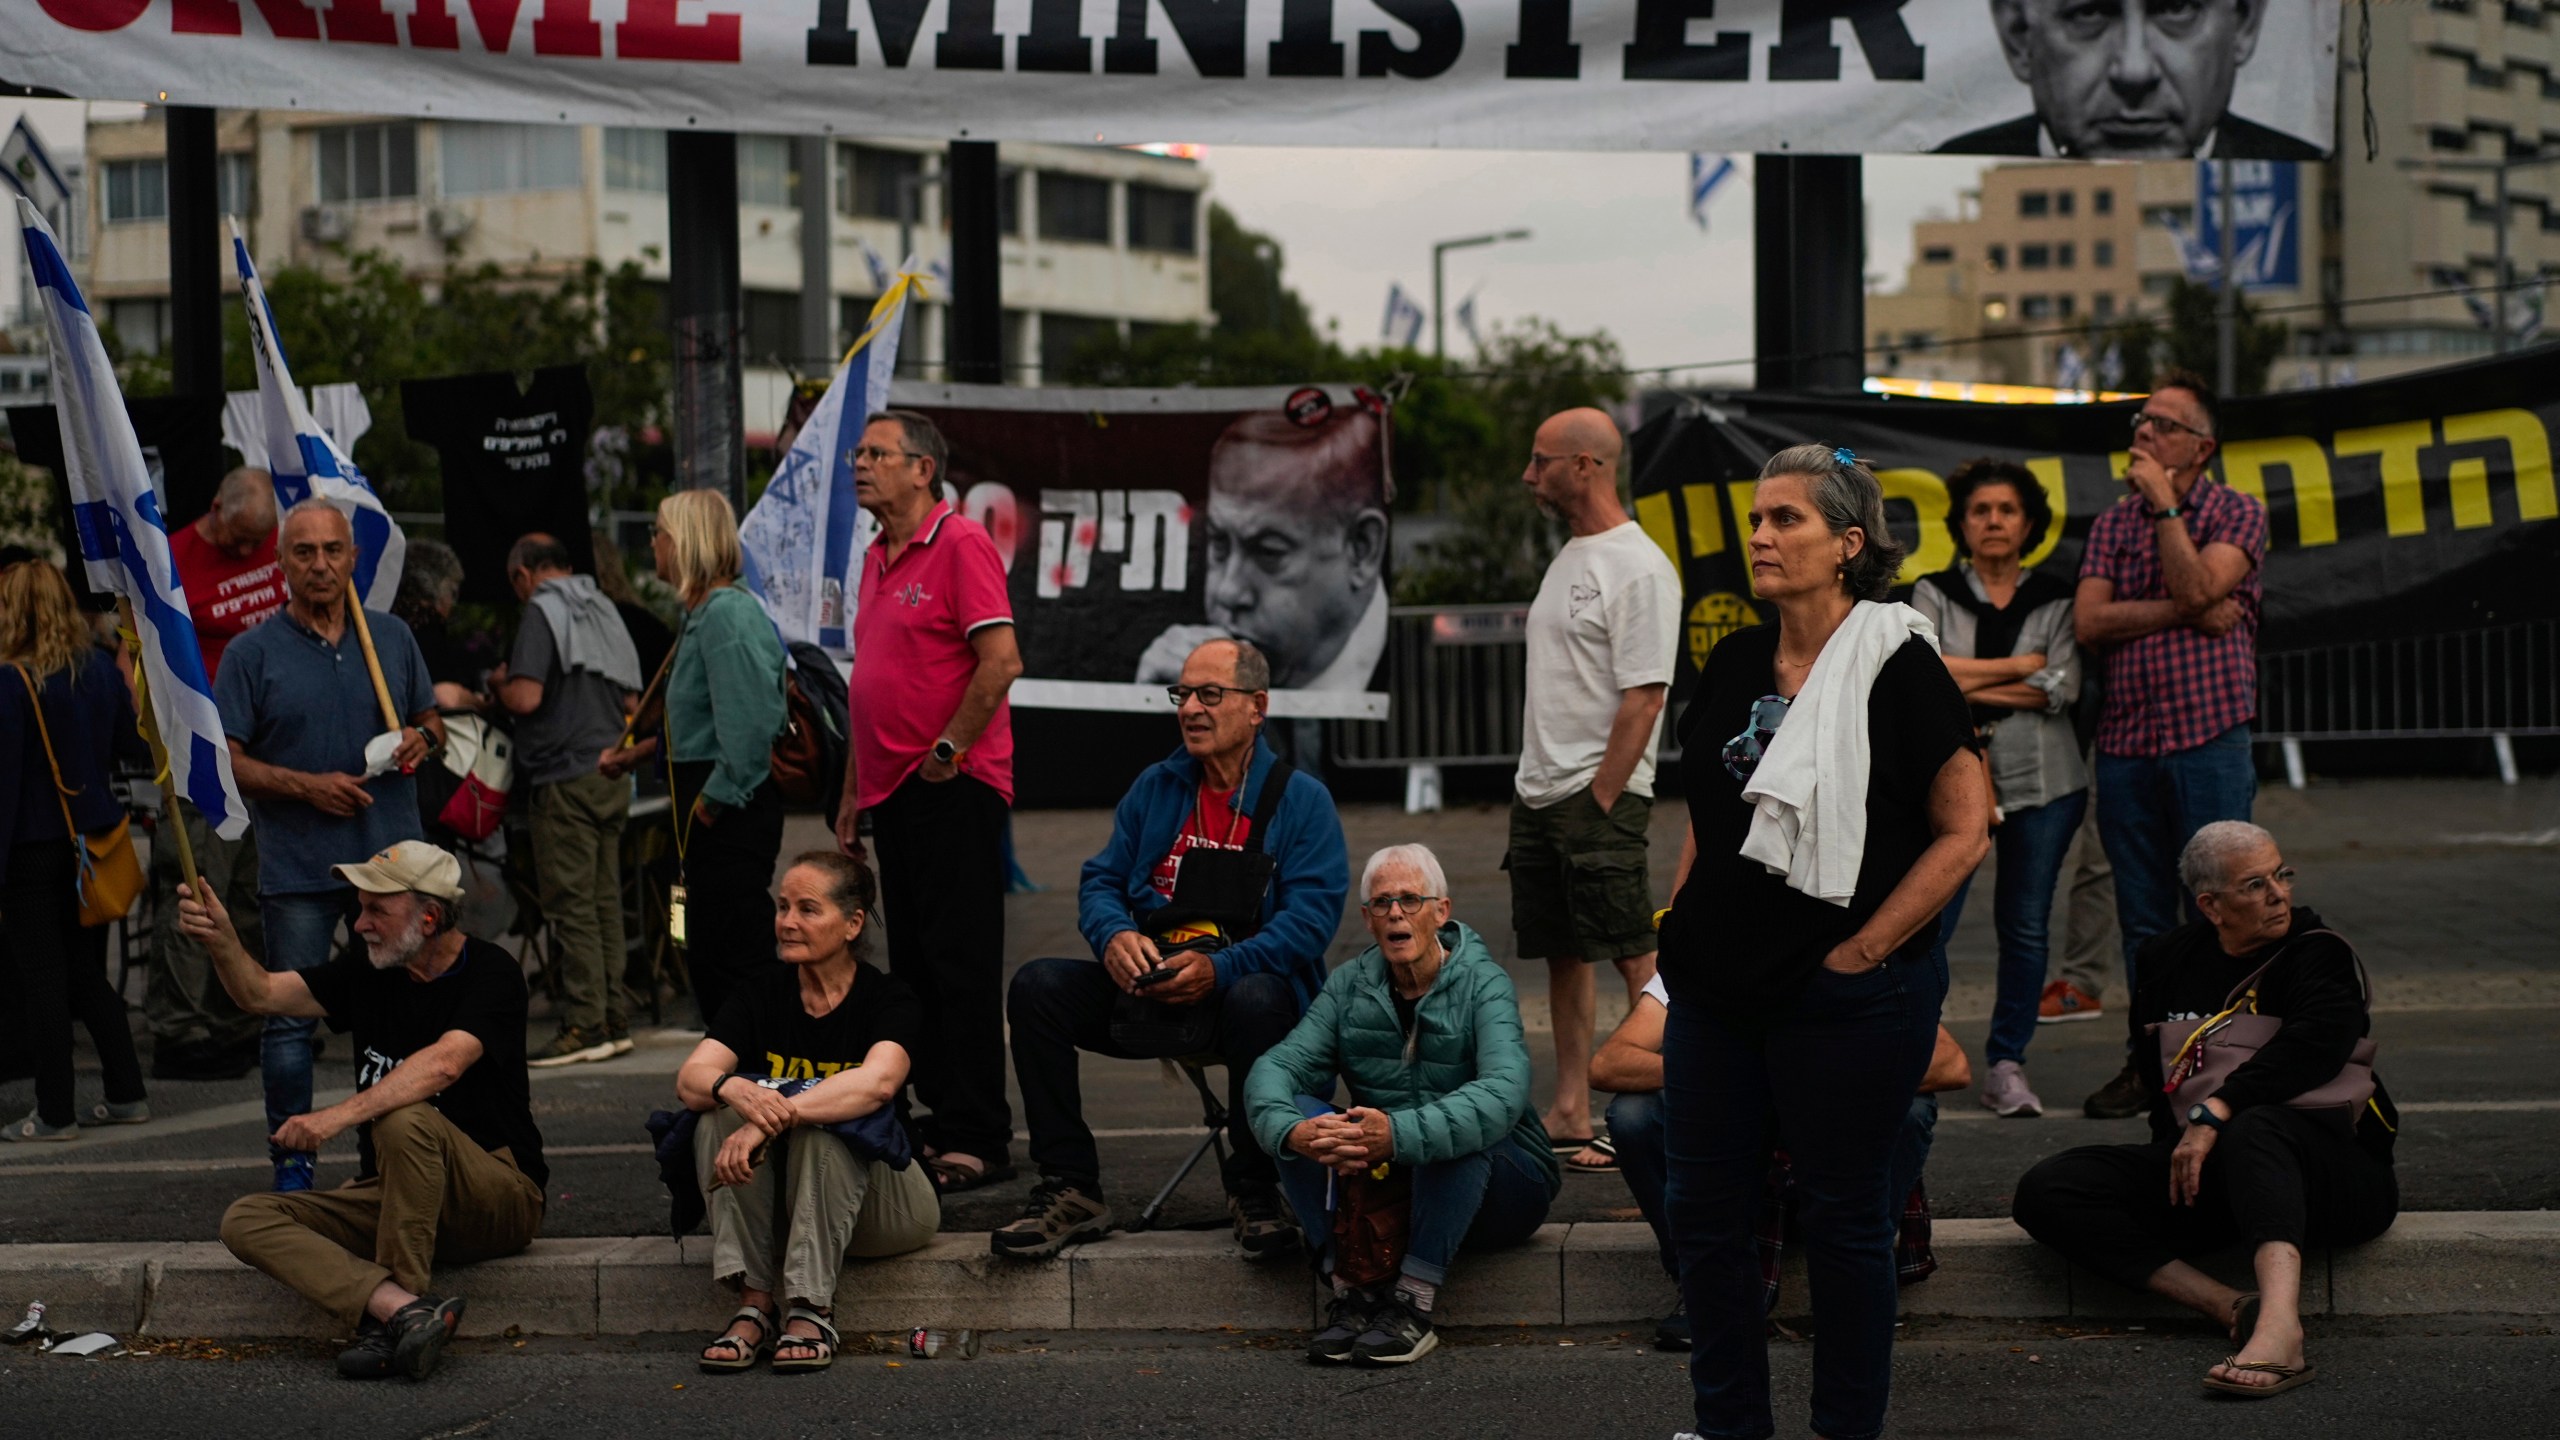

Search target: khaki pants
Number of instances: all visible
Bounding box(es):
[220,1102,545,1328]
[145,795,264,1050]
[530,772,630,1036]
[695,1106,940,1309]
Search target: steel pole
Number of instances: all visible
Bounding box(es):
[946,140,1002,385]
[667,131,744,504]
[164,106,222,400]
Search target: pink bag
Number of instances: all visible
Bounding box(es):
[2151,929,2377,1124]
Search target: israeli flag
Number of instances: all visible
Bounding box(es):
[1689,155,1737,231]
[230,221,405,609]
[739,261,922,656]
[17,195,248,838]
[1454,289,1486,353]
[1381,282,1425,349]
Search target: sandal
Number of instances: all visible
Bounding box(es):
[2202,1358,2317,1398]
[924,1153,1018,1194]
[1563,1136,1620,1175]
[1547,1134,1596,1156]
[2228,1291,2262,1348]
[770,1305,838,1374]
[698,1304,773,1373]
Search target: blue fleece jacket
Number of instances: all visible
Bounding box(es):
[1077,736,1349,1011]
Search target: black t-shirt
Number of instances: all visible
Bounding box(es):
[709,963,925,1116]
[402,366,596,606]
[303,936,549,1193]
[1660,624,1974,1017]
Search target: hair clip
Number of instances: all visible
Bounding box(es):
[1832,446,1859,468]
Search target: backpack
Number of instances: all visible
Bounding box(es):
[770,642,849,818]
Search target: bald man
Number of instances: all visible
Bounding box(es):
[1509,408,1681,1166]
[150,468,285,1080]
[1136,408,1390,692]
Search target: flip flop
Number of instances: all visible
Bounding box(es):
[2228,1291,2262,1348]
[1548,1135,1596,1156]
[2202,1359,2317,1398]
[1563,1136,1620,1174]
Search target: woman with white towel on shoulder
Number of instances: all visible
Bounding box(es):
[1655,444,1989,1440]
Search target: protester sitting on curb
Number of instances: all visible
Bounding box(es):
[178,842,547,1382]
[997,638,1347,1263]
[1246,844,1559,1366]
[2012,822,2398,1401]
[671,851,939,1375]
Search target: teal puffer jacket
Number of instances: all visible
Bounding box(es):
[1245,921,1560,1195]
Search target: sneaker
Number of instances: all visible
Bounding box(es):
[1308,1287,1375,1363]
[88,1099,151,1126]
[1227,1182,1298,1261]
[388,1294,466,1379]
[336,1319,399,1380]
[1977,1059,2043,1118]
[527,1027,618,1069]
[2083,1063,2149,1120]
[988,1182,1112,1260]
[1351,1289,1438,1365]
[0,1111,78,1143]
[607,1021,636,1057]
[274,1153,316,1192]
[2037,980,2103,1024]
[1653,1298,1692,1351]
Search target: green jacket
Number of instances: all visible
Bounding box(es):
[665,585,787,810]
[1245,921,1559,1194]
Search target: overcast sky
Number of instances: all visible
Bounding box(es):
[6,99,1991,384]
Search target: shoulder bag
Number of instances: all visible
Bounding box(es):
[2150,929,2379,1123]
[14,664,145,928]
[1108,756,1297,1055]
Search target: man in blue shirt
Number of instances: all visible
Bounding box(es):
[996,638,1348,1264]
[215,500,441,1193]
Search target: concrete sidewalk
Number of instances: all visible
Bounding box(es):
[7,1214,2555,1342]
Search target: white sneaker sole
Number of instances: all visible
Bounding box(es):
[2037,1009,2102,1025]
[528,1042,619,1069]
[1355,1329,1439,1364]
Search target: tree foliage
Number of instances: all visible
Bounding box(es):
[2096,276,2287,396]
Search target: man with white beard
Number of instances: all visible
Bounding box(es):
[177,842,547,1383]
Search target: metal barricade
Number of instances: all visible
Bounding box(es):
[2257,619,2556,785]
[1330,606,1532,771]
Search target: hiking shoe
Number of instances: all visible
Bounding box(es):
[1978,1059,2043,1118]
[1351,1290,1438,1365]
[0,1111,77,1143]
[88,1099,151,1126]
[273,1153,316,1191]
[336,1319,399,1380]
[2037,980,2103,1024]
[2083,1063,2149,1120]
[1308,1288,1375,1363]
[528,1027,617,1069]
[1228,1182,1298,1261]
[1653,1298,1692,1351]
[388,1294,465,1379]
[988,1182,1112,1260]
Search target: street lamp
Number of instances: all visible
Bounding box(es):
[1432,228,1530,358]
[2398,150,2560,355]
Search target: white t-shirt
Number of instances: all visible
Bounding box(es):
[1514,521,1682,808]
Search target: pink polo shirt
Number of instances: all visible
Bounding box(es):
[850,501,1016,808]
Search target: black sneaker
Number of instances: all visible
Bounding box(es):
[1351,1289,1438,1365]
[988,1182,1112,1260]
[2083,1063,2149,1120]
[1228,1182,1298,1261]
[1653,1298,1692,1351]
[1307,1288,1374,1363]
[335,1319,398,1380]
[388,1294,465,1379]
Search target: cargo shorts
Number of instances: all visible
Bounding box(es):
[1505,785,1658,963]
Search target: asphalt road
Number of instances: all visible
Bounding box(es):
[8,1318,2556,1439]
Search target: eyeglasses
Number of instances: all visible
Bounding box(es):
[2211,866,2298,901]
[1168,683,1253,708]
[2130,411,2211,442]
[1362,894,1439,916]
[1721,694,1791,782]
[1527,451,1588,470]
[852,446,923,464]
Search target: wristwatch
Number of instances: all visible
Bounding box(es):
[931,738,960,766]
[2186,1102,2225,1131]
[2153,503,2183,521]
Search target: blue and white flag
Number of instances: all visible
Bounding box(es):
[230,220,405,610]
[1689,154,1737,231]
[17,195,247,839]
[739,261,923,656]
[1381,282,1425,349]
[1454,289,1486,353]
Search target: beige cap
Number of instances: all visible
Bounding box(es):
[330,841,465,901]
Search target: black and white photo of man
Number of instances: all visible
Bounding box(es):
[1135,408,1389,693]
[1937,0,2321,159]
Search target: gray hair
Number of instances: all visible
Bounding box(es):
[1758,444,1908,602]
[279,495,352,539]
[1194,637,1271,693]
[1359,843,1449,905]
[214,468,276,526]
[2179,821,2278,895]
[395,539,465,617]
[867,409,949,485]
[506,532,573,577]
[417,893,460,938]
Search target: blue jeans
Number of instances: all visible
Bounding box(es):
[259,889,355,1164]
[2095,724,2256,991]
[1273,1094,1551,1289]
[1936,790,2089,1067]
[1663,948,1946,1440]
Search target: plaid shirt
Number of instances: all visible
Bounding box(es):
[1759,1153,1937,1315]
[2080,477,2267,757]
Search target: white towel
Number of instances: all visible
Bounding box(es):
[1739,601,1940,906]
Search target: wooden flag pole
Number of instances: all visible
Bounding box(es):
[116,600,203,889]
[345,588,402,734]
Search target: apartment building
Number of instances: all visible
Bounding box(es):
[79,110,1214,426]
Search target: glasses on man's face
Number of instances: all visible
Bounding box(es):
[2215,866,2299,902]
[1168,683,1250,709]
[1362,894,1438,917]
[1526,451,1587,470]
[852,446,921,465]
[2130,411,2210,442]
[1721,694,1791,782]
